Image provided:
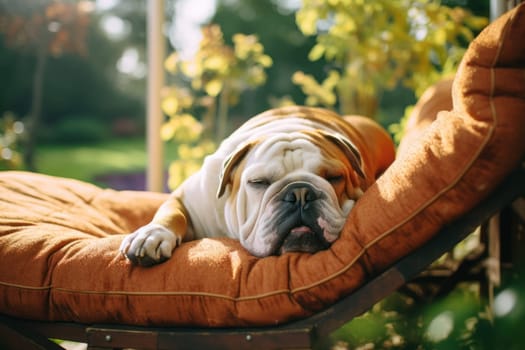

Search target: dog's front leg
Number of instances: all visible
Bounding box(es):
[120,195,188,266]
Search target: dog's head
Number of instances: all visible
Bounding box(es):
[216,129,366,257]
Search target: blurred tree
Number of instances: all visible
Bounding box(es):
[95,0,149,99]
[0,0,92,170]
[293,0,488,118]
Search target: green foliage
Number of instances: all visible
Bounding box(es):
[328,286,522,349]
[36,138,178,183]
[294,0,488,117]
[51,116,110,144]
[42,53,144,125]
[388,104,414,146]
[163,24,272,189]
[328,232,525,349]
[0,0,93,170]
[0,2,145,162]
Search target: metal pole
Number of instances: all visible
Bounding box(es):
[146,0,165,192]
[490,0,506,21]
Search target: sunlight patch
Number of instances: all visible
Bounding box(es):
[494,288,517,318]
[426,311,454,342]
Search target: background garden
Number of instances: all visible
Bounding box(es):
[1,0,523,349]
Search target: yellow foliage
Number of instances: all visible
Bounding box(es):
[233,33,262,59]
[162,24,272,187]
[161,96,179,117]
[294,0,488,116]
[295,8,318,36]
[164,52,178,74]
[160,87,194,117]
[0,112,24,170]
[161,114,202,143]
[293,70,339,107]
[180,60,203,78]
[165,24,272,112]
[168,159,202,190]
[203,55,230,73]
[308,44,325,61]
[167,139,216,189]
[466,16,489,29]
[204,79,223,97]
[258,55,273,68]
[178,140,216,160]
[433,28,447,46]
[269,95,296,108]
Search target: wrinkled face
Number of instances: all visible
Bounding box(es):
[218,131,365,257]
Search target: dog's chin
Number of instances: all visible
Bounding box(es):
[278,226,331,254]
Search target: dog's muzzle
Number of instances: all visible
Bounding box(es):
[281,182,321,208]
[274,182,331,254]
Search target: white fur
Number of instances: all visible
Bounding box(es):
[179,130,358,256]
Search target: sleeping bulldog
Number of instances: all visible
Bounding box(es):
[120,106,395,266]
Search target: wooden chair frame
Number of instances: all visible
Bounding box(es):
[1,167,524,350]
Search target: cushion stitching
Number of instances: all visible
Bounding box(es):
[51,287,293,302]
[0,280,291,302]
[290,251,366,295]
[0,281,51,291]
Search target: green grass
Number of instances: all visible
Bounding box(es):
[35,138,177,183]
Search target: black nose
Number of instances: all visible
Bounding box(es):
[282,183,320,209]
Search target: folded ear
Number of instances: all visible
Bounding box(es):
[321,131,365,179]
[217,141,257,198]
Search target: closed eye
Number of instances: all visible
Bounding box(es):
[248,178,271,189]
[326,174,344,184]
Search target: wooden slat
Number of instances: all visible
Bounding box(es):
[87,326,158,349]
[83,324,313,350]
[157,327,313,350]
[0,319,66,350]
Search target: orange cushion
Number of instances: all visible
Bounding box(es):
[396,78,453,156]
[1,4,525,327]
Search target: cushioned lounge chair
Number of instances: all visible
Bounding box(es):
[1,3,524,350]
[1,167,523,350]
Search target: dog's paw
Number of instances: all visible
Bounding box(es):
[119,223,182,266]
